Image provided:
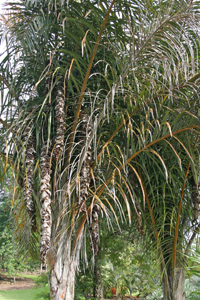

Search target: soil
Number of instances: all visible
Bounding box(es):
[0,271,36,291]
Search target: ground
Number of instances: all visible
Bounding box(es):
[0,271,35,290]
[0,271,142,299]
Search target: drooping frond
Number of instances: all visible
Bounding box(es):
[1,2,200,298]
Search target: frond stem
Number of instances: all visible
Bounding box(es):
[0,118,10,129]
[92,74,200,171]
[172,134,199,273]
[97,125,200,200]
[67,0,116,167]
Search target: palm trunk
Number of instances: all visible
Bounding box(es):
[49,233,76,300]
[49,189,82,300]
[78,110,92,212]
[54,83,65,160]
[134,200,144,235]
[23,125,36,231]
[191,176,199,222]
[93,245,103,300]
[89,204,103,300]
[40,144,52,265]
[161,259,185,300]
[78,110,103,299]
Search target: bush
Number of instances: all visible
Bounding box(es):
[34,272,49,287]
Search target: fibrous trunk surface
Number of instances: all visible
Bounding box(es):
[40,144,52,265]
[90,204,100,256]
[191,176,199,222]
[23,125,36,231]
[93,246,103,300]
[89,203,103,299]
[54,83,65,160]
[78,110,92,212]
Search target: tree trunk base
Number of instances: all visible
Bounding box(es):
[162,260,185,300]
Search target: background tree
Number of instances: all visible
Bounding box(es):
[185,246,200,300]
[0,163,39,280]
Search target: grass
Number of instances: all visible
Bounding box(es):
[0,270,38,279]
[0,271,50,300]
[0,286,49,300]
[17,274,38,280]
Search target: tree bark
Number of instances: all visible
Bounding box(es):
[40,144,52,266]
[93,245,103,300]
[22,123,36,231]
[53,83,66,161]
[161,259,185,300]
[191,176,199,222]
[49,232,76,300]
[89,204,103,299]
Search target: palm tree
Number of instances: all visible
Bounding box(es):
[0,1,130,299]
[1,1,200,300]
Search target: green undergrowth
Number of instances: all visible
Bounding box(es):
[0,286,49,300]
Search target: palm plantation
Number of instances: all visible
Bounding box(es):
[0,0,200,299]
